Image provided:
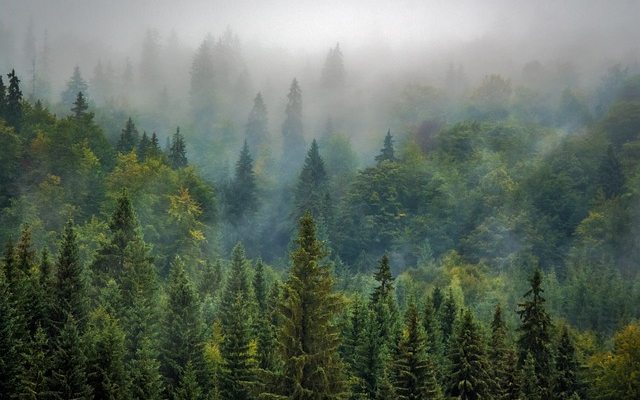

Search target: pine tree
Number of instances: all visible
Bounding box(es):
[71,91,90,120]
[6,69,23,131]
[293,139,331,224]
[488,305,519,399]
[391,301,442,399]
[281,78,306,164]
[439,288,457,349]
[161,256,204,396]
[598,144,625,199]
[0,269,22,397]
[49,313,93,400]
[246,92,269,156]
[353,306,385,399]
[369,254,400,358]
[117,117,139,154]
[137,132,151,161]
[553,326,579,400]
[446,309,490,400]
[226,140,258,224]
[520,352,541,400]
[169,127,188,169]
[52,220,89,332]
[130,335,164,400]
[0,76,6,119]
[86,306,132,400]
[61,65,89,107]
[173,360,203,400]
[219,243,256,399]
[254,258,276,372]
[517,268,553,399]
[275,213,346,398]
[422,299,444,379]
[18,324,51,399]
[375,130,395,164]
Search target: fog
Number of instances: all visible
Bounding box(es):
[2,0,640,164]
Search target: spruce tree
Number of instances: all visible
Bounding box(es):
[254,258,276,372]
[137,131,151,161]
[169,127,188,169]
[422,299,444,379]
[488,305,519,399]
[439,288,457,349]
[375,130,395,164]
[71,91,90,120]
[226,140,258,224]
[6,69,23,131]
[369,254,400,361]
[275,213,346,398]
[130,335,164,400]
[354,306,385,399]
[293,139,331,225]
[281,78,306,163]
[0,75,6,119]
[117,117,139,154]
[517,268,553,399]
[553,326,579,400]
[173,360,203,400]
[52,220,89,332]
[598,144,625,199]
[0,269,22,397]
[446,309,490,400]
[61,65,88,107]
[245,92,269,156]
[520,352,541,400]
[161,256,204,396]
[18,324,51,399]
[321,43,345,90]
[49,313,93,400]
[391,301,442,399]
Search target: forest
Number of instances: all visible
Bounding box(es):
[2,2,640,399]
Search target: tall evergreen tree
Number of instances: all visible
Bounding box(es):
[553,326,579,400]
[375,130,395,164]
[6,69,23,131]
[61,65,89,107]
[245,92,269,156]
[293,139,331,225]
[0,268,22,397]
[598,144,625,199]
[439,288,458,349]
[275,213,346,398]
[130,335,164,400]
[446,309,490,400]
[190,36,216,128]
[173,360,203,400]
[71,91,90,120]
[353,306,385,399]
[117,117,140,154]
[161,256,204,396]
[369,254,399,355]
[219,243,256,400]
[52,220,89,332]
[281,78,306,164]
[0,75,6,119]
[517,268,553,399]
[169,127,188,169]
[49,313,93,400]
[391,301,442,399]
[488,305,519,400]
[18,324,51,399]
[321,43,345,90]
[137,131,151,161]
[226,140,258,224]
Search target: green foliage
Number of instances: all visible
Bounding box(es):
[169,127,188,169]
[375,130,395,164]
[225,140,258,224]
[281,78,305,163]
[117,117,140,154]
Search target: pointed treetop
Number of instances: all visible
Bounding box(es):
[375,129,396,164]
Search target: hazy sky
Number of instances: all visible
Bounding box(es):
[5,0,639,53]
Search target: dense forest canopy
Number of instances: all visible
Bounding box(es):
[1,1,640,399]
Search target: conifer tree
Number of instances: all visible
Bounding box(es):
[0,76,6,119]
[0,269,22,397]
[137,131,151,161]
[199,259,223,298]
[130,335,164,400]
[446,309,490,400]
[391,301,442,399]
[246,92,269,156]
[517,268,553,399]
[375,130,395,164]
[488,305,519,399]
[293,138,331,225]
[52,220,89,332]
[61,65,88,107]
[190,36,216,128]
[369,254,400,358]
[598,144,625,199]
[275,213,346,398]
[71,91,90,120]
[281,78,306,163]
[353,306,385,399]
[219,243,256,399]
[18,324,51,399]
[520,352,541,400]
[439,288,457,349]
[169,127,188,169]
[6,69,23,131]
[423,299,444,379]
[150,132,162,159]
[49,313,93,400]
[226,140,258,224]
[254,258,276,372]
[117,117,139,154]
[173,360,203,400]
[321,43,345,90]
[161,256,204,396]
[553,326,579,400]
[86,306,132,400]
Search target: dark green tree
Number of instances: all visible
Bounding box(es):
[18,324,51,399]
[275,213,346,398]
[130,335,164,400]
[173,360,203,400]
[517,268,553,399]
[61,65,88,107]
[439,288,458,348]
[161,256,204,396]
[71,91,91,120]
[520,352,541,400]
[293,139,331,226]
[375,130,395,164]
[137,131,151,161]
[488,305,519,400]
[0,268,22,397]
[353,306,385,399]
[281,78,306,163]
[169,127,188,169]
[553,326,579,400]
[49,313,93,400]
[117,117,140,154]
[446,309,490,400]
[52,220,89,332]
[245,92,269,156]
[86,306,132,400]
[5,69,23,131]
[422,299,444,379]
[0,75,6,118]
[226,140,258,224]
[391,301,442,399]
[219,243,256,399]
[598,144,625,199]
[253,258,276,372]
[369,254,400,353]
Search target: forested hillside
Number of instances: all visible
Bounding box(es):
[2,7,640,398]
